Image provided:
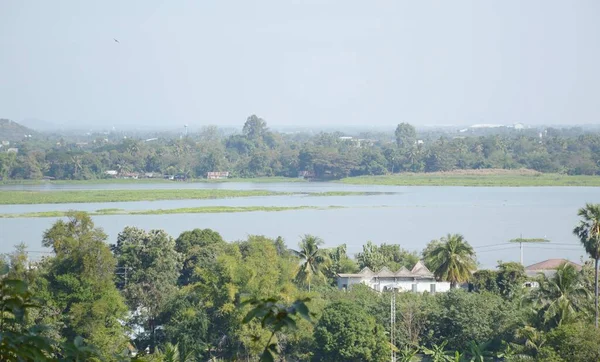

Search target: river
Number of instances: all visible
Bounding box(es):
[0,182,597,268]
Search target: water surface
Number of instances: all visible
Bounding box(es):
[1,182,597,268]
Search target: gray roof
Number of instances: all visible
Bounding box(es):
[338,261,434,279]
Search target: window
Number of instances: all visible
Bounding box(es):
[430,284,436,293]
[412,284,418,292]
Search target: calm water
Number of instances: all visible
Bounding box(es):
[1,182,598,268]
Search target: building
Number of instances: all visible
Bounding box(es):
[207,171,230,180]
[298,170,315,179]
[525,259,581,278]
[337,261,451,293]
[104,170,118,177]
[524,259,582,288]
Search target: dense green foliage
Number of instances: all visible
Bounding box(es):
[4,116,600,181]
[2,205,600,361]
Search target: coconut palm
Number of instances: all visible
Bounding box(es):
[531,262,589,327]
[573,203,600,328]
[424,234,476,288]
[291,235,329,292]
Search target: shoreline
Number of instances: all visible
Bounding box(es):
[1,171,600,188]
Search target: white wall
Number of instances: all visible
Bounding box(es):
[338,277,451,293]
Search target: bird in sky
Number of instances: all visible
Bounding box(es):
[113,38,120,43]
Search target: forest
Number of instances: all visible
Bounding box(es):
[3,116,600,181]
[2,203,600,361]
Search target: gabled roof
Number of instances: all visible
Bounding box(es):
[395,266,413,277]
[526,259,581,271]
[338,262,435,279]
[377,266,395,277]
[359,267,374,275]
[411,260,434,277]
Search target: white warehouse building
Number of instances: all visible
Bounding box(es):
[337,261,451,293]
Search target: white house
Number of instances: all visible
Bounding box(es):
[337,261,451,293]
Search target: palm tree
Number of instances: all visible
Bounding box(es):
[291,235,329,292]
[531,262,589,327]
[573,203,600,328]
[424,234,476,288]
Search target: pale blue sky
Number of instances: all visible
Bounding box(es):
[1,1,599,128]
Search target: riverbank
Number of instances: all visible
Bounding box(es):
[2,170,599,188]
[339,170,600,187]
[0,205,341,218]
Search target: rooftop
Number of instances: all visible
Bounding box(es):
[338,262,434,279]
[525,259,582,271]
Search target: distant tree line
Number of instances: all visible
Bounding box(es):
[2,203,600,361]
[3,115,600,180]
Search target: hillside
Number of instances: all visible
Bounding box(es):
[0,119,36,142]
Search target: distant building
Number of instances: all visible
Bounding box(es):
[120,172,139,179]
[104,170,118,177]
[1,141,9,146]
[298,170,315,179]
[6,148,18,153]
[337,261,451,293]
[206,171,229,180]
[524,259,582,288]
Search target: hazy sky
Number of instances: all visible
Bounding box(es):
[1,1,599,128]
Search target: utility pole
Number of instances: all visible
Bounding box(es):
[391,289,396,362]
[509,236,550,266]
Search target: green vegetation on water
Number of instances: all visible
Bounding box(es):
[0,189,283,205]
[340,172,600,186]
[0,189,380,205]
[0,176,307,186]
[0,205,339,218]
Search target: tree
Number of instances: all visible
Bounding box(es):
[573,203,600,328]
[423,234,477,288]
[546,322,600,362]
[530,262,589,327]
[174,228,225,286]
[356,242,419,271]
[243,115,268,141]
[291,235,329,292]
[0,279,54,361]
[496,262,526,299]
[424,290,516,352]
[241,297,311,362]
[112,227,182,353]
[41,211,128,358]
[160,290,209,361]
[313,301,390,362]
[395,123,417,149]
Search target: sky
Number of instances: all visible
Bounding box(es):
[1,1,599,129]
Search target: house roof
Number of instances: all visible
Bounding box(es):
[525,259,582,271]
[338,261,434,279]
[411,260,434,277]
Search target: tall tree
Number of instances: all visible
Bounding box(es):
[314,301,390,362]
[112,227,181,353]
[242,115,268,141]
[41,211,128,358]
[573,203,600,328]
[290,235,329,292]
[423,234,476,288]
[395,123,417,149]
[174,228,225,286]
